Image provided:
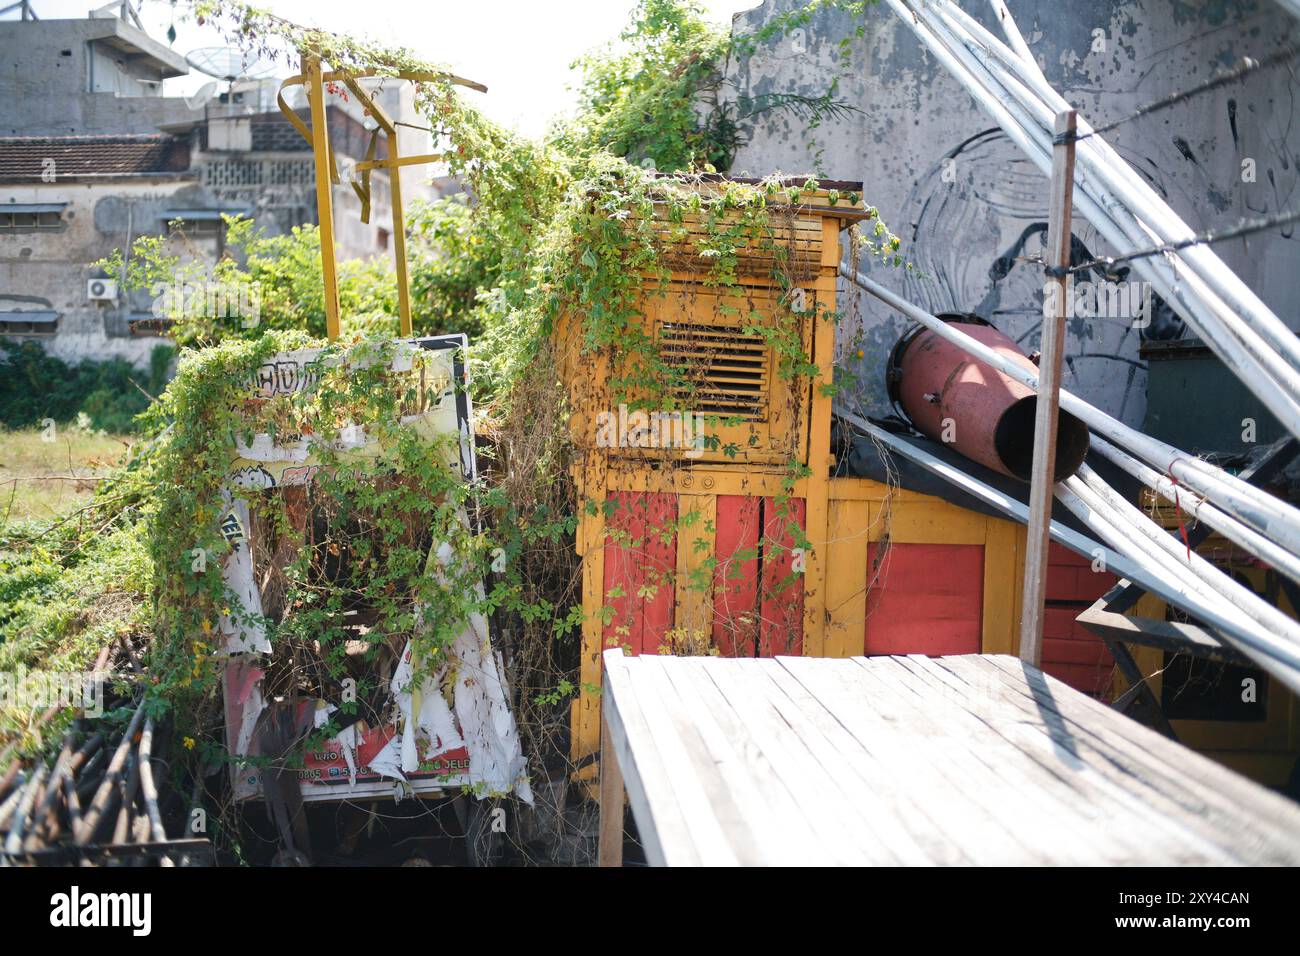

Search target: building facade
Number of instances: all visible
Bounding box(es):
[0,5,430,367]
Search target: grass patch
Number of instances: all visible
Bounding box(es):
[0,517,151,748]
[0,426,132,526]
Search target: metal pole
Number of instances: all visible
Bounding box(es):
[839,266,1300,557]
[1019,108,1077,667]
[339,77,412,337]
[388,130,413,337]
[987,0,1042,81]
[304,54,342,341]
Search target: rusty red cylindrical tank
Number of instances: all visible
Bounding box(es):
[887,313,1090,482]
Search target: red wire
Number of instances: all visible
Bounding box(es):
[1168,471,1192,561]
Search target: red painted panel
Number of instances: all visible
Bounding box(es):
[601,491,678,656]
[713,495,761,657]
[760,497,805,656]
[602,490,644,654]
[1043,636,1112,666]
[1043,605,1107,643]
[1045,542,1117,601]
[864,543,983,656]
[638,492,678,655]
[1042,543,1117,698]
[1042,662,1113,696]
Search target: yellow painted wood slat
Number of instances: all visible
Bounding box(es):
[604,467,801,497]
[888,500,988,545]
[825,498,870,658]
[801,275,836,658]
[982,517,1019,656]
[573,450,609,764]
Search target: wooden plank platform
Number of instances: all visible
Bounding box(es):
[598,650,1300,866]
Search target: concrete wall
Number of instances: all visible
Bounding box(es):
[0,178,195,366]
[0,167,393,368]
[720,0,1300,427]
[0,18,200,136]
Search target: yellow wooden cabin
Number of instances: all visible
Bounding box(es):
[554,175,1300,792]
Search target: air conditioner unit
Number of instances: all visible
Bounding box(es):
[87,278,117,301]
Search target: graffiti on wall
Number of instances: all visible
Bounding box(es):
[722,0,1300,428]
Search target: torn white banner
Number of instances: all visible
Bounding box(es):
[428,539,533,804]
[314,701,358,788]
[390,640,465,775]
[216,494,271,655]
[366,733,406,785]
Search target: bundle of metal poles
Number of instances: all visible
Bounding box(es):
[843,264,1300,566]
[875,0,1300,540]
[837,278,1300,697]
[833,0,1300,696]
[884,0,1300,440]
[0,642,184,866]
[840,262,1300,694]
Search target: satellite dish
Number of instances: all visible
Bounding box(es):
[184,80,219,111]
[184,47,279,83]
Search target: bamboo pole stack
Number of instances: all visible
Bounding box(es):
[0,641,194,866]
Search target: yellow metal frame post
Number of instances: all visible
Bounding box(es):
[303,55,342,341]
[284,62,486,341]
[341,77,413,337]
[387,129,412,337]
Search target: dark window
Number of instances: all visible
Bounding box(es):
[1161,652,1268,722]
[128,316,175,337]
[0,315,58,336]
[0,210,62,231]
[169,218,223,238]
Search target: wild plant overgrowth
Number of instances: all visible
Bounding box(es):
[0,0,901,862]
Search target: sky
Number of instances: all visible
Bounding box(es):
[21,0,760,137]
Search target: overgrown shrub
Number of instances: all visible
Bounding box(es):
[0,341,173,433]
[553,0,866,173]
[0,1,904,859]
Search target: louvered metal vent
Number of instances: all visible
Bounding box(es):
[657,321,770,421]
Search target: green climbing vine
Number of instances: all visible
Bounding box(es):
[4,0,906,861]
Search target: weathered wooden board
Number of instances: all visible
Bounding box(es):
[598,650,1300,866]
